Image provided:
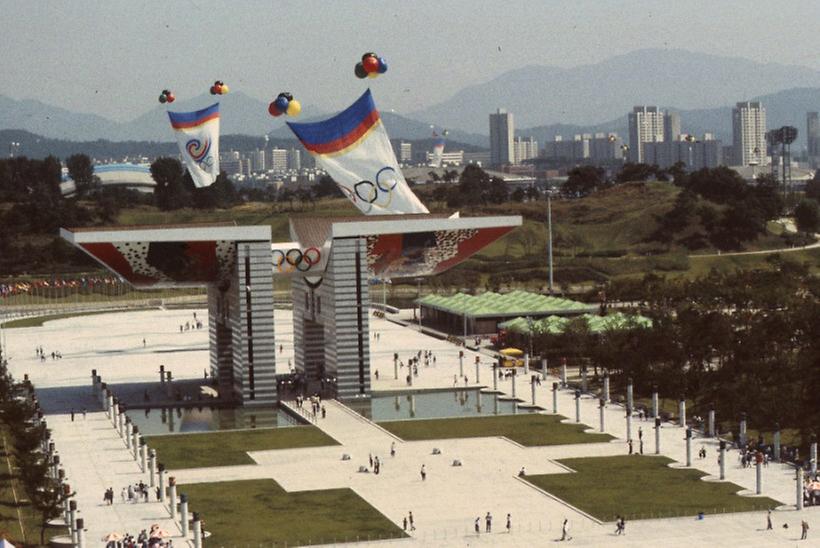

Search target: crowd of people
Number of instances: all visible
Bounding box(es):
[105,524,175,548]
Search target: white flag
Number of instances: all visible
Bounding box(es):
[167,103,220,188]
[287,90,428,215]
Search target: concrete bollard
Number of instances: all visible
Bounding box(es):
[685,427,692,467]
[132,428,140,459]
[140,440,148,472]
[541,358,547,381]
[739,413,747,448]
[68,500,77,544]
[626,406,632,441]
[511,370,517,399]
[654,417,661,455]
[458,351,464,379]
[719,440,726,480]
[599,398,606,432]
[560,358,567,387]
[158,465,166,503]
[409,395,416,418]
[756,452,763,495]
[168,478,177,519]
[708,405,715,437]
[602,371,610,403]
[678,397,686,428]
[475,357,480,384]
[651,385,658,419]
[626,377,633,411]
[125,419,133,449]
[76,518,85,548]
[773,423,781,462]
[523,353,529,374]
[574,390,581,423]
[797,467,804,510]
[111,397,118,425]
[148,450,157,487]
[531,377,536,406]
[552,382,558,414]
[492,364,498,391]
[811,434,818,476]
[118,406,126,436]
[581,365,588,393]
[159,364,165,384]
[193,513,202,548]
[180,493,189,536]
[394,352,399,380]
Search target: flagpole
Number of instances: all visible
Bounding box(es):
[547,195,554,294]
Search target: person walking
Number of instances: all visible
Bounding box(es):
[70,409,75,422]
[474,517,480,534]
[403,516,407,531]
[485,512,492,533]
[390,442,396,457]
[801,520,809,540]
[561,518,571,541]
[628,439,633,454]
[506,513,512,533]
[82,408,86,419]
[766,509,773,531]
[409,511,415,531]
[420,464,426,481]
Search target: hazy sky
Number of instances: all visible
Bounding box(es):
[2,0,819,121]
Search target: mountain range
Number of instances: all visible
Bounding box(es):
[2,49,820,151]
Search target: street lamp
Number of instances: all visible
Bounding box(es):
[416,277,423,329]
[8,141,20,158]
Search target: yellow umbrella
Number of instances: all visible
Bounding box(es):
[499,348,523,357]
[102,533,124,542]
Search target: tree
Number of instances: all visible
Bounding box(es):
[313,175,342,198]
[150,157,190,210]
[805,172,820,201]
[794,199,820,234]
[616,162,660,183]
[511,187,526,202]
[66,154,97,198]
[563,166,606,197]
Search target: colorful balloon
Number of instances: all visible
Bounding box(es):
[220,84,229,94]
[377,57,388,74]
[286,99,301,117]
[158,94,167,104]
[363,55,380,73]
[274,95,289,113]
[354,62,367,79]
[367,71,378,79]
[268,102,282,117]
[165,93,175,103]
[361,52,376,63]
[210,86,217,95]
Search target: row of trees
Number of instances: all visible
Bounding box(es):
[521,258,819,442]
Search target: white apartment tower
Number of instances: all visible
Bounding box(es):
[732,101,767,166]
[513,136,538,164]
[489,109,514,167]
[628,106,665,163]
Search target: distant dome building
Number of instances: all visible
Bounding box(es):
[60,163,155,196]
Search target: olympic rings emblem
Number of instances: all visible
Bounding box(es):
[272,247,321,273]
[346,166,400,213]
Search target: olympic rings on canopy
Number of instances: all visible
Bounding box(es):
[375,166,399,192]
[272,247,322,273]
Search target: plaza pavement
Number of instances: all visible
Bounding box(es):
[3,307,819,546]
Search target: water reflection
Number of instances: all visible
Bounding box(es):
[126,406,300,436]
[360,389,536,421]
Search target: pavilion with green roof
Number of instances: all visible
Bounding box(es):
[418,290,598,336]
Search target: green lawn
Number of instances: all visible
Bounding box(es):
[378,414,613,446]
[145,426,338,469]
[183,479,405,546]
[525,455,779,521]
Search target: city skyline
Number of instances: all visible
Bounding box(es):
[2,0,820,123]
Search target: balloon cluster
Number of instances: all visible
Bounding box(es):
[268,92,301,117]
[209,80,230,95]
[158,89,175,104]
[355,52,388,79]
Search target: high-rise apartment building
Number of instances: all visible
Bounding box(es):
[628,106,665,163]
[489,109,514,167]
[270,148,288,172]
[251,149,266,172]
[513,136,538,164]
[808,112,820,169]
[732,101,766,166]
[664,111,681,143]
[287,148,301,171]
[399,142,412,164]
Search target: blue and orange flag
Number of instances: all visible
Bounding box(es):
[287,90,428,215]
[167,103,221,188]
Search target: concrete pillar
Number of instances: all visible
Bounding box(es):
[552,382,558,414]
[475,357,480,384]
[685,427,692,467]
[180,493,189,536]
[678,397,686,427]
[132,430,140,460]
[148,450,157,488]
[76,518,85,548]
[492,364,498,392]
[52,455,60,479]
[458,351,463,378]
[140,441,148,472]
[796,467,804,510]
[626,377,633,411]
[523,353,529,374]
[193,513,202,548]
[811,434,818,476]
[756,452,763,495]
[394,353,399,380]
[739,413,747,448]
[773,423,781,462]
[560,359,567,387]
[719,440,726,480]
[626,406,632,441]
[408,360,413,387]
[602,371,610,403]
[541,358,547,380]
[166,371,174,399]
[158,465,166,503]
[111,397,118,425]
[651,385,658,419]
[708,405,715,437]
[574,390,581,423]
[654,417,661,455]
[159,364,165,384]
[118,406,125,436]
[531,378,536,406]
[599,399,606,433]
[409,395,416,418]
[168,479,177,519]
[581,365,588,392]
[511,370,517,399]
[125,419,132,449]
[68,500,77,545]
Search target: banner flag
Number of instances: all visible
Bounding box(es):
[431,131,445,168]
[167,103,220,188]
[287,89,428,215]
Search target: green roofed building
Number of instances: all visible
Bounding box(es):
[418,290,597,336]
[497,312,652,335]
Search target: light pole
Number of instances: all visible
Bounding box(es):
[546,195,554,294]
[416,278,423,329]
[9,141,20,158]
